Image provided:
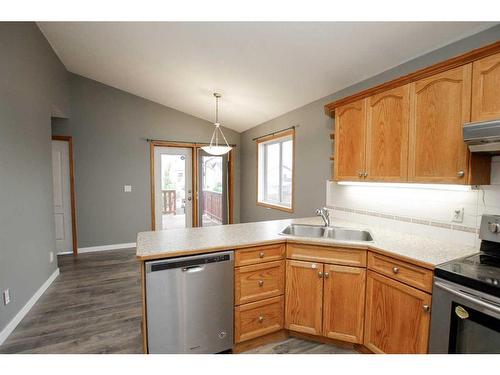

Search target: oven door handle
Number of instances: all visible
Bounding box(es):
[435,281,500,315]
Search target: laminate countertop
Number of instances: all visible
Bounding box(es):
[136,217,478,269]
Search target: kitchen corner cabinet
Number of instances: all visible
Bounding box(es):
[364,270,432,354]
[408,65,472,184]
[365,85,410,182]
[285,259,366,343]
[334,99,367,181]
[472,51,500,122]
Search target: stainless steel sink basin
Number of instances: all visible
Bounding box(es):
[280,224,326,238]
[324,227,373,242]
[280,224,373,242]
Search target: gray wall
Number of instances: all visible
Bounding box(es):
[52,74,241,248]
[240,24,500,223]
[0,23,69,332]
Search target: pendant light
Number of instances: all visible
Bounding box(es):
[201,93,232,156]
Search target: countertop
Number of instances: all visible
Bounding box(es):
[136,217,478,268]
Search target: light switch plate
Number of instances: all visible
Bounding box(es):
[3,289,10,305]
[124,185,132,193]
[452,206,464,223]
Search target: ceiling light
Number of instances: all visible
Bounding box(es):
[336,181,473,191]
[201,93,232,156]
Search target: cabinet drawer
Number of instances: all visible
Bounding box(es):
[234,296,284,343]
[286,243,366,267]
[235,243,285,267]
[367,252,433,292]
[235,260,285,305]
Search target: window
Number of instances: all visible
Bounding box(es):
[257,129,294,211]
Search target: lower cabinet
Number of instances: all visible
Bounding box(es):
[364,270,432,354]
[285,259,366,343]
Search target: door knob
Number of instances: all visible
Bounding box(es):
[258,316,264,323]
[318,271,323,278]
[363,172,368,177]
[392,267,399,274]
[422,304,430,313]
[324,272,329,279]
[258,280,264,287]
[457,170,465,178]
[358,171,363,177]
[259,252,265,258]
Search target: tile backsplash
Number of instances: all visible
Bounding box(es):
[326,157,500,248]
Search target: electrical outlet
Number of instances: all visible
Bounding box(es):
[452,206,464,223]
[124,185,132,193]
[3,289,10,305]
[49,251,54,263]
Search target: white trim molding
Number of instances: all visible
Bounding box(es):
[0,267,60,345]
[77,242,136,253]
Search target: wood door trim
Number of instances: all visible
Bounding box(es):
[52,135,78,256]
[150,141,235,230]
[325,40,500,115]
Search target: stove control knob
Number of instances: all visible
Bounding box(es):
[488,222,500,234]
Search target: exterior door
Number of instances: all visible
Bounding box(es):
[285,260,324,335]
[365,85,410,182]
[322,265,366,344]
[408,64,472,184]
[364,270,432,354]
[472,51,500,122]
[154,147,193,230]
[197,149,229,226]
[52,140,73,254]
[334,99,366,181]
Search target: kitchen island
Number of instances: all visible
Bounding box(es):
[137,217,477,354]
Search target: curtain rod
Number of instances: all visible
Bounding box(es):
[145,138,237,147]
[252,125,298,142]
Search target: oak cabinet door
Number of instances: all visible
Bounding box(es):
[365,85,410,182]
[408,64,472,184]
[472,52,500,122]
[322,265,366,344]
[285,260,324,335]
[334,99,367,181]
[364,271,432,354]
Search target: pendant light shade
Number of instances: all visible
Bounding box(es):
[201,93,232,156]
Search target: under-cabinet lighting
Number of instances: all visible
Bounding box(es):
[336,181,474,192]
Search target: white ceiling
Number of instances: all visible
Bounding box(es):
[38,22,496,132]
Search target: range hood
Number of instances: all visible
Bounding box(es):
[463,119,500,154]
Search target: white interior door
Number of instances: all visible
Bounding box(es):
[52,140,73,254]
[154,146,193,230]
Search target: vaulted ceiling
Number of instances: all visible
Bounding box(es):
[38,22,496,132]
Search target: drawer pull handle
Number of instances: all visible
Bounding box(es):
[423,304,430,313]
[259,252,265,258]
[258,280,264,287]
[392,267,399,274]
[324,272,329,279]
[258,316,264,323]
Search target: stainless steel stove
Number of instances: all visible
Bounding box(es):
[429,214,500,353]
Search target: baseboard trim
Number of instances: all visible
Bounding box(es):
[0,267,60,345]
[77,242,136,253]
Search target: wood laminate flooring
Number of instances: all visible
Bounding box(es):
[0,248,354,354]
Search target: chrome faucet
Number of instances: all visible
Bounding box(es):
[316,207,330,227]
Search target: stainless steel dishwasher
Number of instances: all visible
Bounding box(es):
[145,251,234,353]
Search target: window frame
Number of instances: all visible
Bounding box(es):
[256,129,295,212]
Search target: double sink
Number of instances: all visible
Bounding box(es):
[280,224,373,242]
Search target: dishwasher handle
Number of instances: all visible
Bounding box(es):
[182,265,205,273]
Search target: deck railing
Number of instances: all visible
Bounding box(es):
[162,189,176,214]
[202,190,223,222]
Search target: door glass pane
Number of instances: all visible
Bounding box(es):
[161,154,186,230]
[265,142,280,202]
[201,155,224,226]
[281,139,293,205]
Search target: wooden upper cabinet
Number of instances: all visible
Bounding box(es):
[472,52,500,122]
[284,260,323,336]
[365,85,410,182]
[408,64,472,184]
[334,99,366,180]
[322,265,366,344]
[364,271,432,354]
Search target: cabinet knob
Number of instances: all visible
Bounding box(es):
[392,267,399,274]
[457,170,465,178]
[363,172,368,177]
[358,171,363,177]
[422,304,430,313]
[259,252,265,258]
[258,316,264,323]
[324,272,329,279]
[318,271,323,278]
[258,280,264,287]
